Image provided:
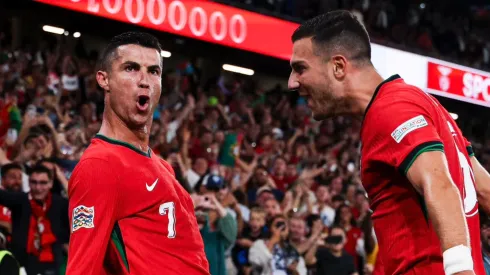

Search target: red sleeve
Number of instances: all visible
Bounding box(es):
[66,158,119,275]
[363,95,444,175]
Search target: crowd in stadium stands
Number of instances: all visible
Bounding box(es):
[219,0,490,70]
[1,5,490,275]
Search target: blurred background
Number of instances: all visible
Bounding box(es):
[0,0,490,274]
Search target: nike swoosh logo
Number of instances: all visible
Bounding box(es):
[146,179,159,191]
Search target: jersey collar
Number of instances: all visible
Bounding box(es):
[94,134,151,158]
[364,74,401,117]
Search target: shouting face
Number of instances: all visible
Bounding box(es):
[288,38,348,120]
[97,44,162,129]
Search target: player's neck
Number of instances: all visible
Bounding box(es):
[348,67,384,116]
[99,110,151,152]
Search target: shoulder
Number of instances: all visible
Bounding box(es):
[79,139,123,165]
[370,82,432,117]
[363,84,437,137]
[158,157,176,177]
[69,155,120,194]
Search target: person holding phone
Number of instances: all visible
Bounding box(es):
[316,225,359,275]
[249,215,307,275]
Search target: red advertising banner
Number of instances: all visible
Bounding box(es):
[34,0,299,60]
[427,60,490,108]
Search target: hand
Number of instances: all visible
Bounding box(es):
[287,260,299,275]
[186,94,196,109]
[182,127,191,142]
[270,222,283,241]
[363,264,374,275]
[194,195,216,211]
[221,192,237,209]
[311,219,324,237]
[16,145,37,162]
[0,148,9,164]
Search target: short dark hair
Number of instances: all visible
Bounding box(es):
[291,10,371,64]
[1,163,23,178]
[97,31,163,71]
[29,165,53,181]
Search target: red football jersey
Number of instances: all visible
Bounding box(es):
[360,75,484,275]
[67,135,209,275]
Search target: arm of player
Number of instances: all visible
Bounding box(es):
[470,156,490,214]
[66,158,120,275]
[363,94,474,275]
[406,151,471,254]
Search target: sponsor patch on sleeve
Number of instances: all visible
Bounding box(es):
[72,205,95,232]
[391,115,428,143]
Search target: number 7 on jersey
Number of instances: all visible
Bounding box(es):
[159,202,176,238]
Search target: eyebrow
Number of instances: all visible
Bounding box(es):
[290,60,305,69]
[121,61,161,71]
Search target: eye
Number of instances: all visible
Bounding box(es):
[125,66,136,72]
[149,69,160,75]
[295,65,306,74]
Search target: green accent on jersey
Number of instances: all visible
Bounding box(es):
[467,145,475,157]
[95,134,151,158]
[111,223,130,273]
[399,141,444,175]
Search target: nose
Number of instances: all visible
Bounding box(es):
[138,72,150,89]
[288,71,300,91]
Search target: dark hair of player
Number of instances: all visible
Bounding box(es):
[291,10,371,66]
[97,31,163,72]
[29,164,53,181]
[1,163,23,178]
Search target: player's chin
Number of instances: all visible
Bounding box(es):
[128,113,151,128]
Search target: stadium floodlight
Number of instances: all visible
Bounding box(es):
[42,25,65,35]
[450,112,459,120]
[222,64,254,76]
[160,51,171,58]
[73,32,81,38]
[64,31,69,36]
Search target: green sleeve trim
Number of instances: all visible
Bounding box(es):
[467,145,475,157]
[111,222,130,273]
[399,141,444,175]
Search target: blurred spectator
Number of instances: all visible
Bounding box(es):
[334,204,364,271]
[249,214,307,275]
[316,225,358,275]
[288,215,323,268]
[0,227,20,275]
[196,176,238,275]
[0,162,23,235]
[311,185,335,227]
[232,207,267,275]
[0,165,69,275]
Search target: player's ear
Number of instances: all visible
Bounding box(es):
[96,70,110,92]
[331,55,347,79]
